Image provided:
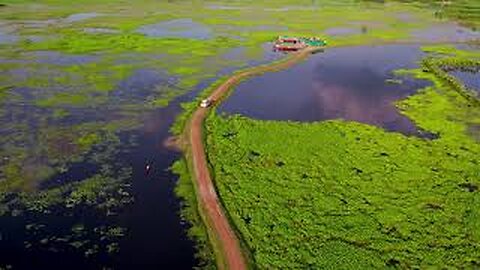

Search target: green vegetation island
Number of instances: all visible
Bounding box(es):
[0,0,479,269]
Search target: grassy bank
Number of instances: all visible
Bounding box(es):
[202,46,480,268]
[173,159,217,270]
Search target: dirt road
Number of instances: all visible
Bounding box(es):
[187,48,316,270]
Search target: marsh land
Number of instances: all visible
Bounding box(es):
[0,0,479,269]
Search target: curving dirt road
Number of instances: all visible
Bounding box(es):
[187,48,317,270]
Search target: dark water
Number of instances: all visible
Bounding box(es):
[113,92,199,270]
[219,45,432,137]
[112,69,179,101]
[0,44,285,269]
[0,87,199,270]
[450,70,480,95]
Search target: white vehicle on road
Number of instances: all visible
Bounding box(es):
[200,98,213,108]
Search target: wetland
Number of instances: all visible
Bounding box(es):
[0,0,479,269]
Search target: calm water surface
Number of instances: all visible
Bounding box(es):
[0,43,284,269]
[219,45,432,137]
[450,71,480,95]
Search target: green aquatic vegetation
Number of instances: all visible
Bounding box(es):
[106,242,119,254]
[422,44,480,58]
[0,121,134,214]
[22,222,128,257]
[19,186,65,213]
[432,0,480,29]
[70,240,88,249]
[52,108,69,119]
[25,31,241,55]
[172,160,217,269]
[105,226,126,238]
[149,86,182,107]
[205,114,480,268]
[84,245,99,257]
[36,93,91,107]
[76,133,101,150]
[203,48,480,268]
[419,57,480,106]
[0,116,126,195]
[0,157,56,192]
[72,224,86,234]
[2,169,133,216]
[0,86,10,101]
[67,175,114,207]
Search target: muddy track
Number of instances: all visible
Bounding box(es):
[187,48,316,270]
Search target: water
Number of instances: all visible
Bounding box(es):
[0,50,196,269]
[83,28,120,34]
[26,51,98,66]
[395,12,418,23]
[20,19,57,29]
[219,45,432,137]
[219,43,285,75]
[136,19,213,39]
[64,13,101,23]
[0,41,285,269]
[0,80,199,270]
[112,69,179,101]
[112,96,199,269]
[0,26,18,44]
[455,43,480,51]
[412,23,480,43]
[450,70,480,95]
[26,35,45,43]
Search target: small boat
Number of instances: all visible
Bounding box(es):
[274,43,305,51]
[273,36,327,52]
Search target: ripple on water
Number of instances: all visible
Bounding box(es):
[219,45,433,137]
[136,19,213,39]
